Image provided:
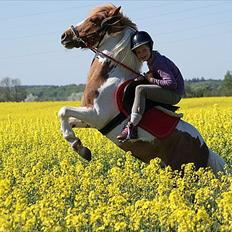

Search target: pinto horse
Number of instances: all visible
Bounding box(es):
[59,4,225,174]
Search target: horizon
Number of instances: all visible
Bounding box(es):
[0,1,232,85]
[19,77,222,87]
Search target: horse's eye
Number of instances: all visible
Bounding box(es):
[84,28,90,34]
[91,21,98,27]
[90,18,100,27]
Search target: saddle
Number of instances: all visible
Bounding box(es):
[115,79,181,139]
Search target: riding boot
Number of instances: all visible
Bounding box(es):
[117,122,138,141]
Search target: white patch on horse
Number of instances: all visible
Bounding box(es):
[99,28,142,78]
[93,77,121,128]
[176,120,205,145]
[95,50,113,64]
[89,28,143,129]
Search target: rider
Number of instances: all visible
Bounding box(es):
[117,31,185,141]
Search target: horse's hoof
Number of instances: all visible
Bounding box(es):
[78,146,92,161]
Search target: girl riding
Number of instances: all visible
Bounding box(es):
[117,31,185,141]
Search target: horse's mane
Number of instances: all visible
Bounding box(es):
[111,28,142,75]
[88,4,116,17]
[88,3,137,31]
[89,4,142,74]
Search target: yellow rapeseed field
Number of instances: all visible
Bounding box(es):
[0,97,231,232]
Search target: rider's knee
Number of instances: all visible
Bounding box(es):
[135,85,146,96]
[58,106,68,119]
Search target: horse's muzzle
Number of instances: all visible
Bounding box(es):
[61,32,85,49]
[61,32,80,49]
[61,32,67,43]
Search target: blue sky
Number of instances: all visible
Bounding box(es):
[0,1,231,85]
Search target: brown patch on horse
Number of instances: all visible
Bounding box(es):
[154,129,209,170]
[120,140,164,163]
[120,129,209,171]
[81,59,114,107]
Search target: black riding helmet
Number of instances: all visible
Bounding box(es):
[131,31,154,51]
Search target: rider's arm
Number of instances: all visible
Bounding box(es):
[153,70,177,90]
[145,70,177,90]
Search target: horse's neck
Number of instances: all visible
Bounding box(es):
[81,57,125,107]
[81,58,107,107]
[99,27,141,76]
[81,27,141,107]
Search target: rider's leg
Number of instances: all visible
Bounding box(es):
[131,84,181,125]
[117,84,181,141]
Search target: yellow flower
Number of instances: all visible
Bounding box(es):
[0,98,231,231]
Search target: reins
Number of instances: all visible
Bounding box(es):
[70,25,144,78]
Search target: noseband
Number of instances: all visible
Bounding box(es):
[70,15,122,48]
[70,25,85,45]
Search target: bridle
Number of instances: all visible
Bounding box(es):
[70,16,143,77]
[70,15,122,49]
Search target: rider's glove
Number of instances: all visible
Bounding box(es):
[145,71,154,83]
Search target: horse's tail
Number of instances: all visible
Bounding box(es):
[207,149,226,174]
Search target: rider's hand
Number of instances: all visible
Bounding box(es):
[134,75,144,81]
[145,72,154,83]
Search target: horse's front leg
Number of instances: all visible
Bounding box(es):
[58,106,100,161]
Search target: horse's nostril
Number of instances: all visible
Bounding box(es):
[61,33,67,42]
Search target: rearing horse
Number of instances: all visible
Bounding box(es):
[59,4,225,174]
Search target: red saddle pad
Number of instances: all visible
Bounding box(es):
[115,80,180,139]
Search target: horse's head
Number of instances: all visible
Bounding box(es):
[61,4,136,49]
[61,4,141,108]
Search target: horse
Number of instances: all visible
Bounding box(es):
[59,3,225,174]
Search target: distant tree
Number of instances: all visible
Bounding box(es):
[0,77,11,101]
[200,76,205,81]
[11,79,26,101]
[183,83,194,97]
[25,84,85,101]
[67,92,83,101]
[221,71,232,96]
[24,93,38,102]
[0,77,26,101]
[184,79,222,98]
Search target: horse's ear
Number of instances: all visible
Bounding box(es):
[112,6,121,16]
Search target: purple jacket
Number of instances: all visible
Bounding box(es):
[147,51,185,96]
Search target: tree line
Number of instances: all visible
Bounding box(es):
[184,71,232,97]
[0,78,27,102]
[0,71,232,102]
